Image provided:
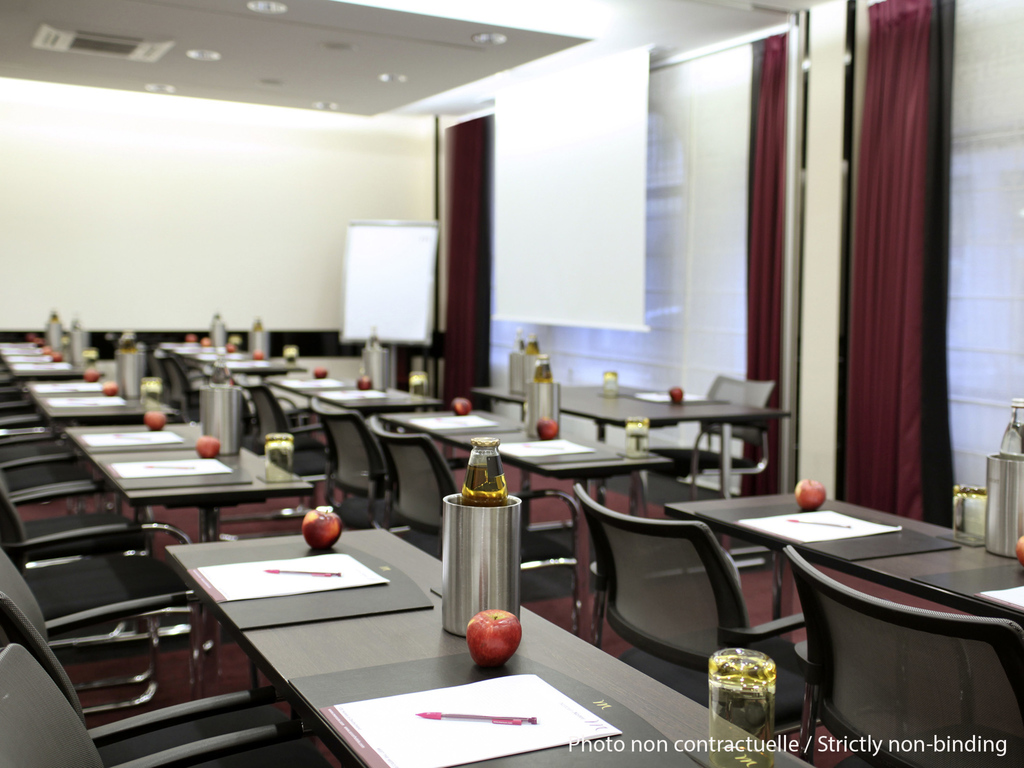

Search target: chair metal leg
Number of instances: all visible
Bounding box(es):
[591,587,607,647]
[798,682,820,764]
[79,615,161,714]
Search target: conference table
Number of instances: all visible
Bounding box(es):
[64,424,312,542]
[473,384,789,498]
[166,529,810,768]
[28,382,175,426]
[666,494,1024,626]
[269,377,443,414]
[174,348,301,378]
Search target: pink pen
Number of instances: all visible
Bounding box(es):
[264,569,342,577]
[417,712,538,725]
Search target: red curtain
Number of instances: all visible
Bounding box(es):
[443,117,491,404]
[846,0,932,519]
[745,34,787,497]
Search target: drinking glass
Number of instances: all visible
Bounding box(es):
[625,416,649,458]
[603,371,619,398]
[264,433,294,482]
[140,377,163,411]
[409,370,428,397]
[952,485,986,545]
[282,345,299,366]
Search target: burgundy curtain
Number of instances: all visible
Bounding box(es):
[846,0,932,519]
[443,117,492,404]
[744,33,787,497]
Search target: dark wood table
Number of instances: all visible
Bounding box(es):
[294,385,442,414]
[64,423,201,453]
[176,350,301,378]
[28,385,174,426]
[166,530,810,768]
[5,360,87,380]
[666,494,1024,624]
[473,385,789,498]
[67,437,312,542]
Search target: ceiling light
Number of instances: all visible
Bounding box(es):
[144,83,176,94]
[186,49,222,61]
[378,73,407,83]
[471,32,508,45]
[246,1,288,14]
[312,101,340,111]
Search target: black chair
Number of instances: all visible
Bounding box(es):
[785,546,1024,766]
[315,403,387,530]
[162,353,201,422]
[0,532,191,713]
[374,426,581,632]
[652,375,775,498]
[573,483,805,732]
[0,426,76,470]
[0,642,332,768]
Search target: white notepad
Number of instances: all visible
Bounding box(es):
[285,379,345,389]
[322,674,620,768]
[12,362,72,370]
[7,355,52,362]
[35,382,104,393]
[82,432,186,448]
[48,396,126,407]
[192,554,388,602]
[978,585,1024,610]
[737,511,902,543]
[409,415,498,430]
[499,440,595,458]
[227,360,273,368]
[110,458,232,479]
[319,390,389,401]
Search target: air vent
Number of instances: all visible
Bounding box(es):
[32,24,174,63]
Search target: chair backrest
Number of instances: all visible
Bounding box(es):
[0,645,102,767]
[373,427,456,535]
[0,548,47,641]
[243,384,292,446]
[316,405,387,497]
[704,376,776,446]
[786,546,1024,767]
[573,483,749,669]
[162,354,194,410]
[0,590,82,724]
[0,470,29,546]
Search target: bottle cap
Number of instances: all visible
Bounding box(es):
[1013,398,1024,407]
[469,436,500,448]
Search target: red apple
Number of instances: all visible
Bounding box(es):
[1017,536,1024,568]
[536,417,559,440]
[795,479,827,511]
[466,609,522,667]
[200,336,212,348]
[252,349,266,361]
[40,346,52,356]
[225,342,237,354]
[196,435,221,459]
[357,375,373,391]
[313,367,328,379]
[50,352,63,363]
[102,381,119,397]
[669,386,684,404]
[25,333,37,342]
[451,397,472,416]
[83,368,101,383]
[185,333,198,343]
[302,507,343,549]
[143,411,167,431]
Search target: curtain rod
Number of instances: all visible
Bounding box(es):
[651,23,791,71]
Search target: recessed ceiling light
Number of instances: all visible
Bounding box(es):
[321,41,353,52]
[186,49,222,61]
[378,73,407,83]
[259,78,284,87]
[471,32,508,45]
[312,101,340,111]
[144,83,176,94]
[247,1,287,14]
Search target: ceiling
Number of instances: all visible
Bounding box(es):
[0,0,814,117]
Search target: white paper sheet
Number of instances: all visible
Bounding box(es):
[226,360,272,368]
[0,343,39,350]
[193,554,388,602]
[736,511,902,543]
[409,415,498,430]
[34,382,105,393]
[7,355,52,362]
[285,379,345,389]
[499,439,595,458]
[12,362,73,370]
[323,674,620,768]
[319,390,389,401]
[978,585,1024,610]
[110,458,233,479]
[82,432,186,448]
[634,391,703,403]
[195,353,248,361]
[48,396,126,407]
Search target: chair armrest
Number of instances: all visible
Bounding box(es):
[2,522,191,555]
[90,686,280,747]
[9,478,102,505]
[517,488,580,529]
[718,612,805,645]
[291,423,323,436]
[0,427,54,444]
[112,720,306,768]
[46,592,192,636]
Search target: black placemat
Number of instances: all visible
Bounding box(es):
[800,529,959,562]
[914,563,1024,597]
[193,544,433,630]
[291,654,698,768]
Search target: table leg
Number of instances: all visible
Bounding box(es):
[199,506,221,543]
[772,551,785,620]
[720,423,733,499]
[628,470,648,516]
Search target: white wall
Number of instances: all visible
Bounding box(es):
[0,78,435,332]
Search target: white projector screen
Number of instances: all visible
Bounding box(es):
[493,48,650,331]
[340,221,438,344]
